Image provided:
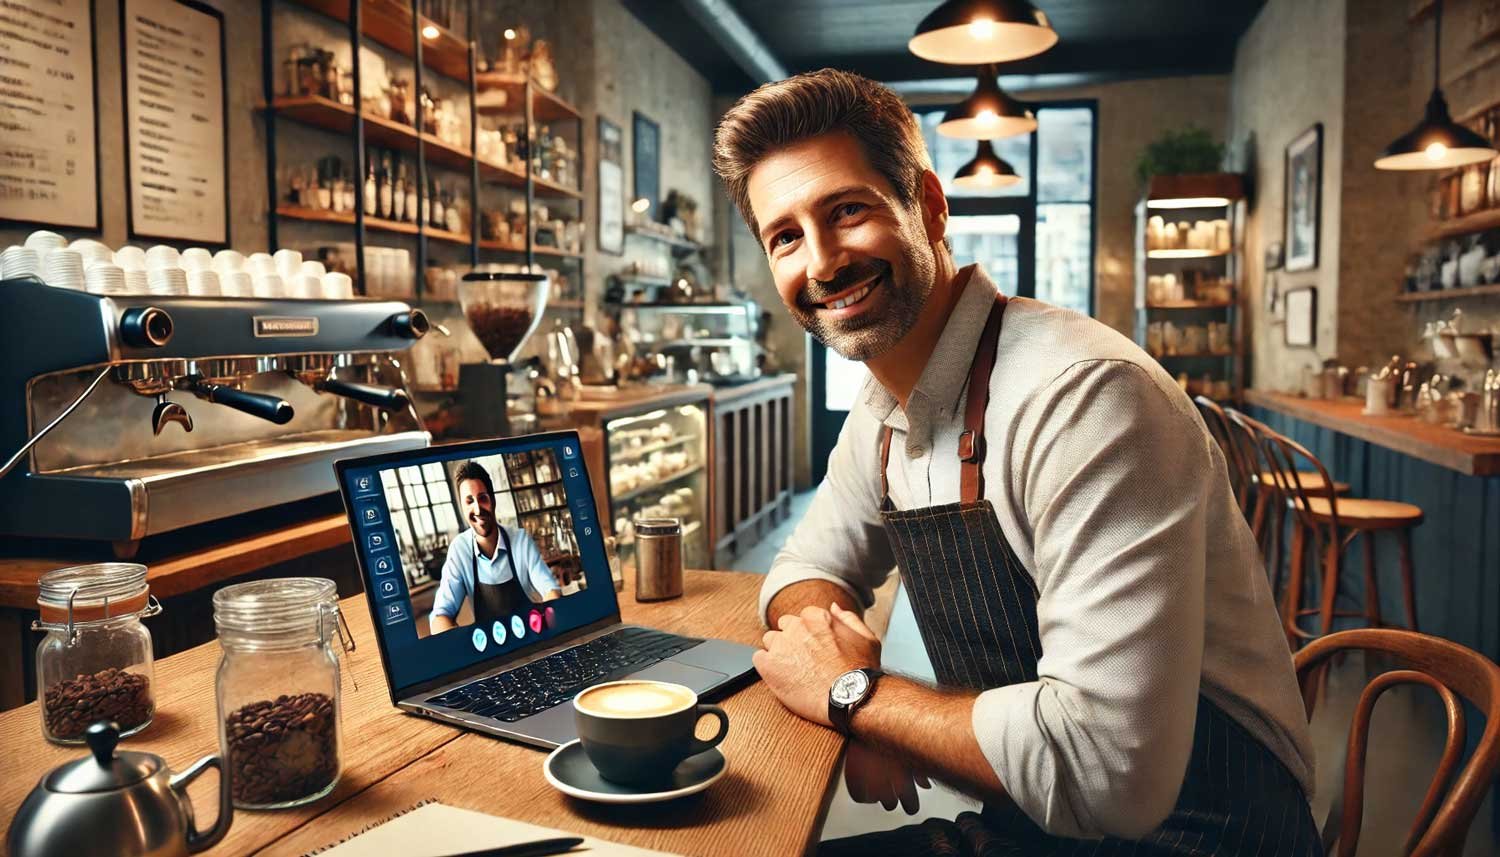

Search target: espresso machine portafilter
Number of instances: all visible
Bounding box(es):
[1,278,431,554]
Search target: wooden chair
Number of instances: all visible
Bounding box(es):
[1258,428,1423,644]
[1296,629,1500,856]
[1193,395,1252,507]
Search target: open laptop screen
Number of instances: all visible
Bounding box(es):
[338,431,616,695]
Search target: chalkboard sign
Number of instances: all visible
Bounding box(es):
[632,111,660,221]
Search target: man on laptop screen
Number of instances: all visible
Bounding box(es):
[430,460,562,635]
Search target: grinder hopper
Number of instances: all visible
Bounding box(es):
[457,270,550,437]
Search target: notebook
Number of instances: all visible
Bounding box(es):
[306,801,680,856]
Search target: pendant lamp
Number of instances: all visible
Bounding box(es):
[953,140,1021,189]
[909,0,1058,65]
[1375,0,1496,170]
[938,65,1037,139]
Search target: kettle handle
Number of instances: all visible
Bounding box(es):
[169,755,232,853]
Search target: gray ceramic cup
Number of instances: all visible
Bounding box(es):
[573,680,729,788]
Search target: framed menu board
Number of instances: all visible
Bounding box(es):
[121,0,229,245]
[0,0,101,231]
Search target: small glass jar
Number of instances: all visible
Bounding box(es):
[213,578,351,809]
[34,563,161,744]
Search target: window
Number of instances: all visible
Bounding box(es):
[1035,108,1095,315]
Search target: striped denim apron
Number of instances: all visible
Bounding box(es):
[826,294,1320,856]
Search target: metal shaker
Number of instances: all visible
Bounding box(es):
[1478,369,1500,433]
[634,517,684,601]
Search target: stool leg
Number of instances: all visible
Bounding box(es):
[1284,521,1306,644]
[1362,530,1382,627]
[1398,527,1419,633]
[1318,531,1342,637]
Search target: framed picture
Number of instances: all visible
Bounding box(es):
[1284,286,1316,347]
[121,0,230,246]
[597,116,624,254]
[632,111,660,221]
[1284,124,1321,273]
[0,0,101,232]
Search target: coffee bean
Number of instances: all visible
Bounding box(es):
[224,692,337,806]
[465,304,536,361]
[43,667,152,740]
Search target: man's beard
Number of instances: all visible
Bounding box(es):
[791,240,935,362]
[470,512,495,537]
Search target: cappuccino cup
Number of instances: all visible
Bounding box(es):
[573,680,728,788]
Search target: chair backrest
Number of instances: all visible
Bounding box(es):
[1296,629,1500,856]
[1255,423,1344,536]
[1193,395,1249,499]
[1221,407,1273,514]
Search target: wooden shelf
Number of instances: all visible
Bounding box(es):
[276,204,471,245]
[268,95,475,174]
[1143,301,1234,310]
[1146,249,1231,259]
[476,239,582,258]
[287,0,470,83]
[1395,283,1500,303]
[625,226,702,255]
[1424,208,1500,243]
[474,72,583,122]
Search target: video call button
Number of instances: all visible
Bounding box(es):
[491,620,507,646]
[381,602,409,625]
[562,444,578,458]
[376,578,401,600]
[471,628,488,652]
[367,532,390,554]
[353,473,379,496]
[371,555,396,576]
[528,609,543,634]
[357,502,383,527]
[510,615,526,640]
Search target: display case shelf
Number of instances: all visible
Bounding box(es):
[613,463,705,504]
[287,0,470,82]
[276,205,471,245]
[611,434,701,464]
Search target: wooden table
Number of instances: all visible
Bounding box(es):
[0,569,845,857]
[1244,389,1500,476]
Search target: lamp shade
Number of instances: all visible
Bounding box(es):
[909,0,1059,65]
[1374,89,1497,170]
[953,140,1021,189]
[938,68,1037,139]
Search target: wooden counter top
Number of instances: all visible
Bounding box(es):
[1245,389,1500,477]
[0,568,843,857]
[564,383,716,423]
[710,374,797,405]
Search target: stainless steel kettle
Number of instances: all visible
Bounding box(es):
[7,721,232,857]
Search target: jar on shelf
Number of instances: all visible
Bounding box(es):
[213,577,352,810]
[33,563,161,744]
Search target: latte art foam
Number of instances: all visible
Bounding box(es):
[577,681,695,717]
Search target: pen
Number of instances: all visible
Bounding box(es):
[432,836,586,857]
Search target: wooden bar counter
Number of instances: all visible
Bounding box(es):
[0,568,844,857]
[1244,389,1500,476]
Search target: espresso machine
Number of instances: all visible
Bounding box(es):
[0,278,431,554]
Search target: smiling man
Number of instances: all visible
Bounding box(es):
[429,460,561,636]
[714,69,1319,854]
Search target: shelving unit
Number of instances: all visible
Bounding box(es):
[1396,283,1500,303]
[261,0,586,308]
[1133,173,1247,403]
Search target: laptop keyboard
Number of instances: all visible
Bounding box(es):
[423,628,703,722]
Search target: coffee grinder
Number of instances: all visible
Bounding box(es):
[457,270,550,438]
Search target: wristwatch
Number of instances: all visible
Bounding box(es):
[828,667,882,735]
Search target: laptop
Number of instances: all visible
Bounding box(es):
[335,429,758,749]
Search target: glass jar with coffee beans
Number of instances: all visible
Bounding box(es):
[213,577,353,809]
[34,563,161,744]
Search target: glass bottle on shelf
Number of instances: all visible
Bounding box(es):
[364,157,377,215]
[431,178,445,229]
[393,159,407,223]
[404,169,418,224]
[378,150,394,220]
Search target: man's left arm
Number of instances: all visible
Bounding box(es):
[511,527,562,600]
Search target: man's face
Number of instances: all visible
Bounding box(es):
[746,133,938,361]
[458,478,496,538]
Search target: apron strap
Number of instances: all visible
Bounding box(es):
[498,524,520,583]
[878,293,1008,505]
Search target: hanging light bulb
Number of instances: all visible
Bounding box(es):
[953,140,1021,189]
[1376,0,1495,170]
[910,0,1058,66]
[938,65,1036,139]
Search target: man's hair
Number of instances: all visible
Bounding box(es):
[453,460,493,497]
[713,68,934,242]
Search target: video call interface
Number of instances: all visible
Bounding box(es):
[345,436,615,692]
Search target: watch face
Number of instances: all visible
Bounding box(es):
[831,670,870,706]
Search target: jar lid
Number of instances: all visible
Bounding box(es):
[37,564,149,624]
[462,269,547,282]
[44,722,160,794]
[633,516,681,536]
[213,577,337,639]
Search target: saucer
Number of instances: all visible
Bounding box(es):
[543,740,726,804]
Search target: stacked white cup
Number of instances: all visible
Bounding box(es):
[123,269,149,294]
[222,271,254,298]
[113,245,147,271]
[69,239,114,267]
[289,273,322,299]
[212,249,246,275]
[322,272,354,300]
[187,268,222,297]
[274,249,303,282]
[1,246,42,280]
[85,262,128,296]
[247,252,281,298]
[44,249,86,290]
[24,231,67,254]
[180,247,214,272]
[147,265,188,296]
[145,245,181,271]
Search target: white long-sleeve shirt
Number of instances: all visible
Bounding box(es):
[763,266,1314,840]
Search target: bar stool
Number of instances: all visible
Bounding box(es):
[1258,428,1424,645]
[1192,395,1252,510]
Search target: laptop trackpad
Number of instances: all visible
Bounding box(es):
[628,660,726,693]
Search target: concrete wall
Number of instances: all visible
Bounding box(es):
[1227,0,1347,391]
[1,0,268,251]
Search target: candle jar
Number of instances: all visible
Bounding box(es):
[34,563,160,744]
[213,577,351,809]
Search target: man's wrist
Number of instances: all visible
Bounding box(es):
[766,579,859,626]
